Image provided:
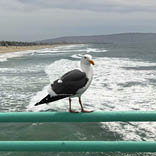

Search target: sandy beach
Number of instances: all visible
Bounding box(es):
[0,45,60,54]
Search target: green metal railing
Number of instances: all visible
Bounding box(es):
[0,141,156,152]
[0,111,156,152]
[1,111,156,122]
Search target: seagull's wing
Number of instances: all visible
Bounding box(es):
[35,69,88,106]
[52,69,88,96]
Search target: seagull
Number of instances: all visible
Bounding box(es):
[35,54,95,113]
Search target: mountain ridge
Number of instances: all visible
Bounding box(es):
[37,33,156,44]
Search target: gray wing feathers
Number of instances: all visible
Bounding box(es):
[51,69,88,95]
[61,69,86,81]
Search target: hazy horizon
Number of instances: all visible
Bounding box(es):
[0,0,156,41]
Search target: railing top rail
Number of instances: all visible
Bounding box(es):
[0,111,156,122]
[0,141,156,152]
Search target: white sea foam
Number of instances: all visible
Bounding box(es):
[35,45,86,55]
[70,54,82,59]
[91,57,156,141]
[0,45,69,62]
[0,58,7,62]
[0,50,35,62]
[59,44,85,50]
[86,48,107,53]
[27,85,51,112]
[45,59,79,83]
[71,47,108,54]
[0,45,107,63]
[70,47,108,59]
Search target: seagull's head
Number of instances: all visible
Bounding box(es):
[81,54,95,66]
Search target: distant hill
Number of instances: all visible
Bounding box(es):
[38,33,156,44]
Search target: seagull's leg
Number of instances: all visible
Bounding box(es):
[79,97,93,113]
[69,98,78,113]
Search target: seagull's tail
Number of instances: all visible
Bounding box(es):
[34,94,68,106]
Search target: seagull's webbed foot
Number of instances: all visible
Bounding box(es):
[81,109,94,113]
[79,97,93,113]
[69,109,79,113]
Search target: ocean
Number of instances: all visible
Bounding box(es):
[0,42,156,156]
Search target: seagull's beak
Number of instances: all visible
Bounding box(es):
[89,59,95,65]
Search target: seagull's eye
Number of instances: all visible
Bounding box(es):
[84,56,87,59]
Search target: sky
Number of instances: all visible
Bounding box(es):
[0,0,156,41]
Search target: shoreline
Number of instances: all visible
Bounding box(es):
[0,44,63,54]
